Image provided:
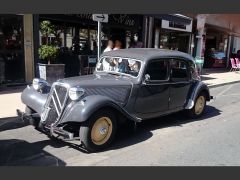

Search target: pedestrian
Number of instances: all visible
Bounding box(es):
[103,39,114,53]
[113,40,122,50]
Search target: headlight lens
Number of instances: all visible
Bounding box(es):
[32,78,48,91]
[68,87,85,101]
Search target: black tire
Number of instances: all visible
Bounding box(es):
[186,92,206,118]
[79,109,117,152]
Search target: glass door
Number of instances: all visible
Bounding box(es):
[0,15,25,85]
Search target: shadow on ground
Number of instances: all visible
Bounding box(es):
[107,105,221,151]
[0,117,28,132]
[0,105,222,162]
[0,85,26,95]
[0,139,66,166]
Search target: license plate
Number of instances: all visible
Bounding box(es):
[41,107,51,122]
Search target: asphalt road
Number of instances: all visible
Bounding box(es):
[1,83,240,166]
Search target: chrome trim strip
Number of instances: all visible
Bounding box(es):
[51,95,60,116]
[54,88,63,109]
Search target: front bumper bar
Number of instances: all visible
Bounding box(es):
[16,109,40,127]
[16,109,76,141]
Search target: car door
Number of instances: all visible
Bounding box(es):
[169,58,191,110]
[134,59,170,114]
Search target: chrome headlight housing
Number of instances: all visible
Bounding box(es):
[68,87,85,101]
[32,78,48,91]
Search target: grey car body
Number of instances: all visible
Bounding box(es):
[19,48,212,151]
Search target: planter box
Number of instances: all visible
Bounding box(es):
[38,63,65,84]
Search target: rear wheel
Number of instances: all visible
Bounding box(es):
[79,109,117,152]
[187,92,206,118]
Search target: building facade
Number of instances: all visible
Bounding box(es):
[3,14,225,86]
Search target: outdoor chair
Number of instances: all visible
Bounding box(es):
[230,58,239,71]
[235,58,240,69]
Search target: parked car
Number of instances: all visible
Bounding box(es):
[211,51,227,68]
[17,49,212,152]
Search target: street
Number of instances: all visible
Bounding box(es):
[0,83,240,166]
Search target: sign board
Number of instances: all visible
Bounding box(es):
[161,19,192,32]
[88,56,97,64]
[195,57,204,64]
[92,14,108,23]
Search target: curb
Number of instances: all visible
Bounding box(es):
[207,80,240,89]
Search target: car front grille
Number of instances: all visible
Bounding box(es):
[41,83,70,127]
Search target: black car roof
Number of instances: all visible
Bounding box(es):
[101,48,195,62]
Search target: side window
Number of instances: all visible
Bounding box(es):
[146,59,169,81]
[190,61,199,80]
[171,59,189,82]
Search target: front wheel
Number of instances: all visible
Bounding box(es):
[186,92,206,118]
[79,109,117,152]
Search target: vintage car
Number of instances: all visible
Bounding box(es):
[17,48,212,152]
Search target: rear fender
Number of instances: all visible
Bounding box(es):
[185,81,211,109]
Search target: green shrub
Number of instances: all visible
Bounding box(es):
[39,20,59,64]
[39,45,59,64]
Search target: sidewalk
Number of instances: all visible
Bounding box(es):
[1,69,240,118]
[0,86,25,118]
[201,68,240,88]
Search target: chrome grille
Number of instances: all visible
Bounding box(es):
[41,83,70,127]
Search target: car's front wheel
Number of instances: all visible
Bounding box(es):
[79,109,117,152]
[187,92,206,118]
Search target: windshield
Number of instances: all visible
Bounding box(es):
[96,57,142,77]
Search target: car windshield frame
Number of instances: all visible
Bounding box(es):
[96,56,143,78]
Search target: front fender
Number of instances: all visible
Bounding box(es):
[185,81,211,109]
[60,95,140,124]
[21,85,48,115]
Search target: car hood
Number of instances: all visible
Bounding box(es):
[58,73,133,106]
[58,73,133,87]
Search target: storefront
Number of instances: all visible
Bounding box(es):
[202,24,229,68]
[37,14,144,76]
[0,14,25,85]
[151,15,193,54]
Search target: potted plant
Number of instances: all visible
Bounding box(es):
[38,20,65,83]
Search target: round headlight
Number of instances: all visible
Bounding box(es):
[69,87,85,101]
[32,78,41,90]
[32,78,48,91]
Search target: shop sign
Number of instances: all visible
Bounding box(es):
[162,19,192,32]
[88,56,97,64]
[55,14,140,28]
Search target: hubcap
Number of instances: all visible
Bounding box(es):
[91,117,113,145]
[195,96,205,115]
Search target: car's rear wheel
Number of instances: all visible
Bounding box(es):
[187,92,206,118]
[79,109,117,152]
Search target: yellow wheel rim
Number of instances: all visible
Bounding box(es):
[91,117,113,145]
[195,96,205,115]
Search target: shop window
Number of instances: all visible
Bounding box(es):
[0,15,25,84]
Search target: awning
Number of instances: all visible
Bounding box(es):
[146,14,192,25]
